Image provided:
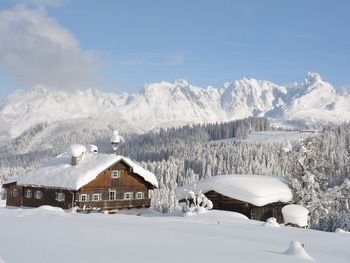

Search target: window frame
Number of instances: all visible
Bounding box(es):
[109,190,116,201]
[25,189,32,198]
[80,194,87,202]
[92,193,100,201]
[35,190,44,199]
[135,192,144,199]
[111,170,121,179]
[12,189,19,198]
[56,192,65,202]
[124,192,133,200]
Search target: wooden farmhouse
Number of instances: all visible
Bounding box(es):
[2,144,158,212]
[176,174,293,223]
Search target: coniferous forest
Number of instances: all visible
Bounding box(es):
[1,117,349,231]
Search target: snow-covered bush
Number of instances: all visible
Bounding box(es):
[183,189,213,214]
[335,228,350,234]
[264,217,281,227]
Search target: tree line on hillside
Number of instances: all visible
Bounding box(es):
[0,117,349,231]
[118,117,270,162]
[119,121,350,231]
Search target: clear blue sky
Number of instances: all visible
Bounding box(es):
[0,0,350,102]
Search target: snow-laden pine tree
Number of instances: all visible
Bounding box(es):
[2,117,350,228]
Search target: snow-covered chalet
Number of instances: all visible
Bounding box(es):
[2,144,158,212]
[176,174,293,223]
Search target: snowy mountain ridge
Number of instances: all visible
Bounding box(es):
[1,72,350,140]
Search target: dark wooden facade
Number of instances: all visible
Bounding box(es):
[75,161,152,212]
[3,160,154,212]
[204,190,286,223]
[4,183,74,209]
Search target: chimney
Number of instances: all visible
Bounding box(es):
[71,155,83,166]
[69,144,86,166]
[110,130,122,153]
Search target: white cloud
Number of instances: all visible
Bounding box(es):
[0,5,100,89]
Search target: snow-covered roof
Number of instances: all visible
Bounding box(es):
[176,174,293,207]
[9,153,158,190]
[2,176,19,185]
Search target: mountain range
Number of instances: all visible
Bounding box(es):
[1,72,349,142]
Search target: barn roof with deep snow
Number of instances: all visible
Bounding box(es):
[176,174,293,207]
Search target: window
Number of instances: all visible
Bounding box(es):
[12,189,18,198]
[80,194,87,202]
[112,170,120,178]
[124,192,133,200]
[92,193,100,201]
[56,192,65,202]
[109,190,116,201]
[25,189,32,198]
[136,192,144,199]
[35,191,43,199]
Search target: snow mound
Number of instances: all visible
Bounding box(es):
[27,206,66,217]
[282,204,309,227]
[0,256,6,263]
[177,174,293,207]
[335,228,350,234]
[283,241,314,261]
[37,205,65,213]
[185,206,208,216]
[3,205,68,218]
[264,217,281,227]
[68,144,86,157]
[184,209,249,223]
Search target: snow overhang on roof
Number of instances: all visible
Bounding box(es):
[1,176,19,186]
[176,174,293,207]
[11,153,158,190]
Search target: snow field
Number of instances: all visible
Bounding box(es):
[0,206,349,263]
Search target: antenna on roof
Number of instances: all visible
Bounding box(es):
[110,130,122,153]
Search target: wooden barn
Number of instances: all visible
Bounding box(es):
[2,144,158,212]
[176,174,293,223]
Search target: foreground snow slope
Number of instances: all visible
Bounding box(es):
[0,205,349,263]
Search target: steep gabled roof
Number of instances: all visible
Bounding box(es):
[6,153,158,190]
[176,174,293,207]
